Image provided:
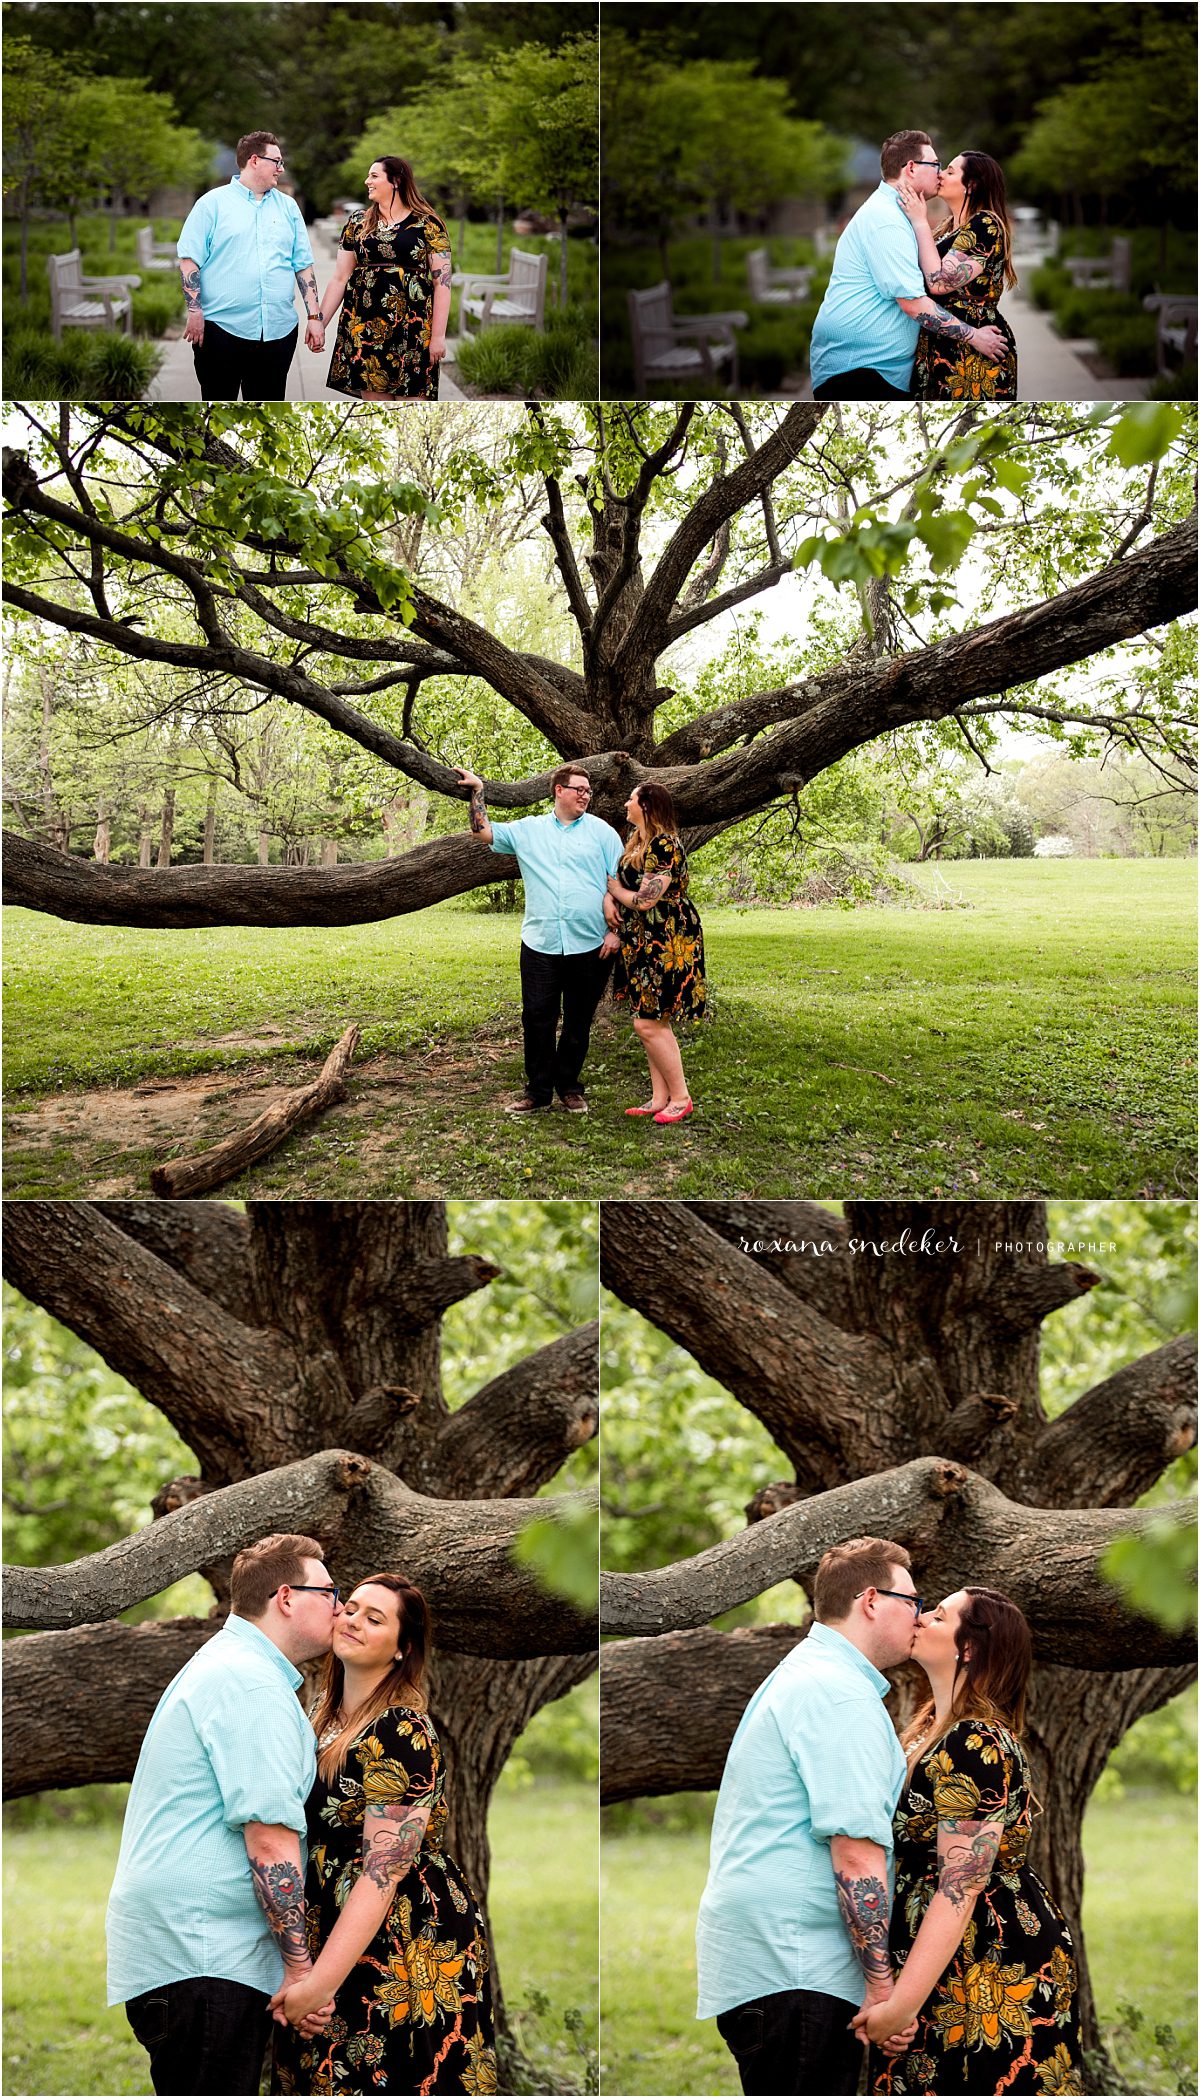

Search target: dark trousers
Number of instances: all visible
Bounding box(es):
[125,1976,271,2096]
[192,319,298,401]
[813,367,911,400]
[519,941,613,1103]
[717,1988,862,2098]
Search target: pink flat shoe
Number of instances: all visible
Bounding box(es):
[654,1098,694,1124]
[626,1100,667,1117]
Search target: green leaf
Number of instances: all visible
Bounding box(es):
[1107,404,1187,468]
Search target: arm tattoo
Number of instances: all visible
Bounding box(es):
[635,871,670,909]
[430,254,452,289]
[918,309,978,345]
[927,252,977,292]
[361,1801,429,1891]
[248,1853,307,1964]
[468,785,488,835]
[937,1819,1000,1910]
[295,266,320,317]
[181,266,202,313]
[833,1870,892,1985]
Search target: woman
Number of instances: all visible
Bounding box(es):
[898,151,1018,399]
[316,157,452,400]
[607,783,707,1124]
[855,1588,1082,2097]
[271,1574,496,2097]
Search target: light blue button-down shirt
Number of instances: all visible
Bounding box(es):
[177,179,313,342]
[489,809,624,955]
[695,1622,907,2019]
[106,1614,317,2004]
[809,182,926,393]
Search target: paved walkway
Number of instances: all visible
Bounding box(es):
[148,218,465,402]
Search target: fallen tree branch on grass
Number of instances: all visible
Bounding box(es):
[149,1024,361,1198]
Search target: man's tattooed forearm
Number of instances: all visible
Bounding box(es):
[927,253,976,292]
[361,1803,428,1891]
[249,1854,308,1963]
[937,1820,1000,1909]
[833,1870,891,1983]
[917,309,978,345]
[468,786,488,834]
[181,267,202,312]
[635,872,670,908]
[296,267,320,317]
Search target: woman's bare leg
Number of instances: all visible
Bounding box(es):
[639,1018,688,1105]
[632,1015,671,1107]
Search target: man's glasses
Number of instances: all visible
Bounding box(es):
[914,159,941,171]
[565,785,591,798]
[857,1587,924,1616]
[273,1583,340,1604]
[260,154,285,169]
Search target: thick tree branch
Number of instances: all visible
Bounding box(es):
[685,1202,854,1325]
[425,1323,599,1497]
[3,1452,595,1656]
[92,1202,258,1326]
[2,1201,296,1476]
[601,1625,801,1802]
[3,1619,218,1797]
[599,1455,1194,1669]
[1012,1336,1198,1507]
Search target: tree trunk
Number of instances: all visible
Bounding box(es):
[319,837,338,867]
[202,779,218,865]
[257,827,271,865]
[92,798,111,863]
[495,198,505,274]
[137,803,154,868]
[156,788,175,870]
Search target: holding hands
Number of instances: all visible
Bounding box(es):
[850,1986,920,2053]
[305,316,326,353]
[268,1965,336,2037]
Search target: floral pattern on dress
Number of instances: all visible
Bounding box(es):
[328,209,451,400]
[869,1721,1082,2097]
[913,210,1018,400]
[610,836,708,1024]
[272,1706,495,2097]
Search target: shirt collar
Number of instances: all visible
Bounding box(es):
[551,807,584,828]
[222,1611,304,1689]
[807,1619,892,1695]
[232,175,267,203]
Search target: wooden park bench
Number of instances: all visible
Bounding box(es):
[1143,294,1198,374]
[1063,236,1132,295]
[628,281,747,395]
[747,248,813,306]
[136,225,177,273]
[48,250,140,340]
[456,249,548,335]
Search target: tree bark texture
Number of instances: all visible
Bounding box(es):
[149,1024,361,1197]
[599,1199,1197,2059]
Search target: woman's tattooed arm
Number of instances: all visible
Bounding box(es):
[936,1819,1001,1908]
[360,1798,432,1891]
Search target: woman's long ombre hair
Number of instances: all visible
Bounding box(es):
[311,1571,431,1782]
[363,155,438,237]
[901,1586,1032,1754]
[625,782,681,871]
[957,150,1018,290]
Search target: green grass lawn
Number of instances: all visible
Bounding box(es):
[3,860,1194,1198]
[2,1775,595,2098]
[599,1790,1198,2097]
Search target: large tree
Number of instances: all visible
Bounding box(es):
[1,1199,598,2066]
[2,400,1194,928]
[597,1200,1197,2056]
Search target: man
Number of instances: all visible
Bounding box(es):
[696,1537,921,2097]
[454,762,623,1113]
[176,131,323,401]
[809,130,1007,398]
[106,1533,340,2095]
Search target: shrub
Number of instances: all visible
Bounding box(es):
[1,324,159,400]
[89,330,160,398]
[455,307,598,401]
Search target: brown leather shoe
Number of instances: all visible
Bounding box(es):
[558,1090,589,1113]
[504,1092,553,1113]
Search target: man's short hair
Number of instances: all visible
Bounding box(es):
[814,1536,911,1622]
[230,1532,324,1618]
[236,131,281,170]
[880,131,933,181]
[551,762,591,793]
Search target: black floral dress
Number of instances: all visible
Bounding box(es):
[913,211,1018,400]
[870,1721,1082,2098]
[273,1706,496,2097]
[611,834,708,1024]
[328,209,451,400]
